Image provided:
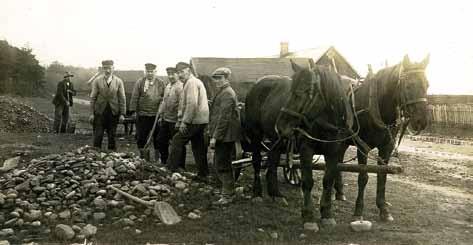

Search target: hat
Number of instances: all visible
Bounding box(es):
[101,60,114,66]
[211,67,232,78]
[176,62,191,71]
[64,72,74,78]
[166,67,177,74]
[145,63,157,71]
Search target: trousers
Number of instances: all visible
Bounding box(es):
[93,104,119,150]
[168,124,208,177]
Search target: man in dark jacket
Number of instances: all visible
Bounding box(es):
[208,67,240,205]
[89,60,126,151]
[52,72,76,133]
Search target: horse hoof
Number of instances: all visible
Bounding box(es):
[274,197,289,207]
[252,197,264,203]
[380,213,394,222]
[336,194,347,201]
[321,218,337,227]
[303,222,319,232]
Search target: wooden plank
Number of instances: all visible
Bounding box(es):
[312,163,403,174]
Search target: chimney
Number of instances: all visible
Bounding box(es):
[280,42,289,57]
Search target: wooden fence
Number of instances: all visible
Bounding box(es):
[428,104,473,127]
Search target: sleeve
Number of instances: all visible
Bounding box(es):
[57,82,67,104]
[89,80,99,114]
[118,79,127,115]
[129,79,141,112]
[70,82,77,96]
[158,84,168,116]
[181,80,198,124]
[213,92,234,140]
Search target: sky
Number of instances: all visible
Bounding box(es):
[1,0,473,94]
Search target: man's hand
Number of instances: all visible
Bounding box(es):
[157,116,163,126]
[119,115,125,124]
[209,138,216,149]
[88,115,94,125]
[179,123,188,135]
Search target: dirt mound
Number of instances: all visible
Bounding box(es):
[0,96,52,133]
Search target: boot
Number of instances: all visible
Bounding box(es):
[139,148,150,161]
[213,171,235,206]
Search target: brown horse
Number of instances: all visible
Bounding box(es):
[335,55,430,222]
[244,62,355,227]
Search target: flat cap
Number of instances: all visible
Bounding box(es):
[145,63,157,70]
[64,71,74,78]
[166,67,177,73]
[211,67,232,78]
[101,60,114,66]
[175,62,190,71]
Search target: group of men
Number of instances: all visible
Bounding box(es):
[53,60,240,205]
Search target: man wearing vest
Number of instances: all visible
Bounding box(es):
[168,62,209,181]
[52,71,76,133]
[130,63,166,161]
[157,67,184,165]
[89,60,126,151]
[208,67,241,205]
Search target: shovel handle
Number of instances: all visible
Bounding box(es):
[108,185,152,206]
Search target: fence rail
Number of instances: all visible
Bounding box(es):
[428,104,473,127]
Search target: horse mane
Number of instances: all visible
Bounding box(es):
[363,64,401,94]
[291,65,350,126]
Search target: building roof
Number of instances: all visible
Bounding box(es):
[190,57,311,84]
[281,46,361,79]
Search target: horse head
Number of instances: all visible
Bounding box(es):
[276,60,321,138]
[398,54,430,132]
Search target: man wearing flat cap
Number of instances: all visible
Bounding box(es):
[52,71,76,133]
[89,60,126,151]
[157,67,184,165]
[208,67,240,205]
[168,62,209,180]
[130,63,166,161]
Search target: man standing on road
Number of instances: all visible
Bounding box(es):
[89,60,126,151]
[129,63,166,161]
[157,67,184,165]
[167,62,209,181]
[52,72,76,133]
[208,67,240,205]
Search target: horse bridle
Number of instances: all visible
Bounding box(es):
[397,67,428,112]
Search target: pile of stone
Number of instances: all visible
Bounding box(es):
[0,96,52,133]
[0,146,219,243]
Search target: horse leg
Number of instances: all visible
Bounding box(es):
[354,149,369,219]
[320,153,338,226]
[333,145,348,201]
[377,144,395,222]
[266,148,283,198]
[251,141,263,198]
[300,142,316,224]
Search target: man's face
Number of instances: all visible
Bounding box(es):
[212,75,225,85]
[146,69,156,80]
[167,72,178,83]
[102,65,113,76]
[64,77,71,82]
[177,68,191,81]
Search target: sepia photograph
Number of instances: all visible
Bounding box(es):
[0,0,472,244]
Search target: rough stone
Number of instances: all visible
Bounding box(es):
[93,212,106,221]
[55,224,75,240]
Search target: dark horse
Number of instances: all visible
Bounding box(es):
[335,55,430,222]
[244,63,355,227]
